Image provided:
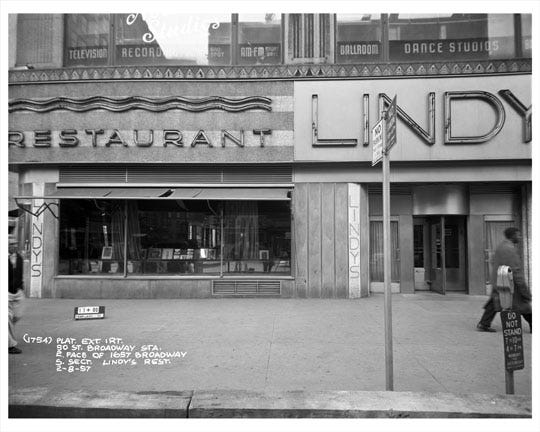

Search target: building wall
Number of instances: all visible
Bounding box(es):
[293,182,367,298]
[54,278,295,299]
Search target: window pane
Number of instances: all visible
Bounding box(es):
[238,14,281,65]
[223,201,291,275]
[521,14,531,58]
[114,13,231,65]
[370,221,399,282]
[65,14,110,66]
[413,224,424,267]
[59,200,125,275]
[336,14,382,63]
[127,200,221,275]
[389,13,516,61]
[16,14,54,66]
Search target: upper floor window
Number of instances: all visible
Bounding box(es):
[238,14,282,65]
[287,13,332,62]
[65,14,110,67]
[388,14,516,61]
[336,14,382,63]
[11,13,531,70]
[16,14,54,66]
[521,14,531,58]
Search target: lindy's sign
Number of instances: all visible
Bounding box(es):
[311,89,531,147]
[8,129,273,148]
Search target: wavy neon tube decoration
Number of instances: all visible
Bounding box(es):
[8,95,273,113]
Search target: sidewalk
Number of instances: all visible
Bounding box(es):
[7,292,533,417]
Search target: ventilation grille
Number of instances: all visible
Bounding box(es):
[59,167,126,183]
[368,184,412,195]
[470,183,520,194]
[212,280,281,296]
[60,165,292,184]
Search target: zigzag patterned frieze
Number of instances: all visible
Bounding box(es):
[7,60,531,84]
[8,95,273,113]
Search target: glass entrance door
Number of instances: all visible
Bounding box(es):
[444,216,467,291]
[429,216,446,294]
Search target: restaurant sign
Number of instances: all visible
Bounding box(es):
[9,129,274,148]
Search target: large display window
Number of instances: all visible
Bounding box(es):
[58,199,291,277]
[369,220,400,282]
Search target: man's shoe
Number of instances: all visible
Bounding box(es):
[9,346,22,354]
[477,323,496,333]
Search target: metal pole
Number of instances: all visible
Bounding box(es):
[382,114,394,391]
[505,370,515,394]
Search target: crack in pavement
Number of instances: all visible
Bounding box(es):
[264,316,277,389]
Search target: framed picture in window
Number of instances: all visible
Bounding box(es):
[259,250,269,260]
[161,248,174,260]
[101,246,113,260]
[148,248,162,260]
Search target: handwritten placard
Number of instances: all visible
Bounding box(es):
[23,334,187,373]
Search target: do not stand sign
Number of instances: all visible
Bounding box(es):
[501,310,524,371]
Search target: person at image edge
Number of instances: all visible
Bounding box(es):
[477,227,532,333]
[9,240,25,354]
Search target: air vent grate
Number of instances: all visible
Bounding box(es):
[213,280,281,296]
[60,165,292,185]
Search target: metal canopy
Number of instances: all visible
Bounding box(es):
[14,187,291,201]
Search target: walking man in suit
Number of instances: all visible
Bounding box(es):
[477,227,532,333]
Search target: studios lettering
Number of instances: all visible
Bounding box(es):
[9,129,273,148]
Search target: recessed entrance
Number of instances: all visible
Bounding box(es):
[414,216,467,294]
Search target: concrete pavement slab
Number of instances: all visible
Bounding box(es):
[188,390,532,418]
[8,293,532,399]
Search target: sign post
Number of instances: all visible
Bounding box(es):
[500,310,524,394]
[373,95,397,391]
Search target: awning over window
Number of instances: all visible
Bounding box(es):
[15,187,291,201]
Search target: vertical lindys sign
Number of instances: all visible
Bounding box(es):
[348,183,361,298]
[30,183,44,298]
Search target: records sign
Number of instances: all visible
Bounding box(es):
[115,44,167,65]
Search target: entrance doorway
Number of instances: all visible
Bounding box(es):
[413,216,467,294]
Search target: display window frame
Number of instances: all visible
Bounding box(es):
[56,197,293,279]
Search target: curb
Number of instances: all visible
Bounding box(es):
[9,388,532,418]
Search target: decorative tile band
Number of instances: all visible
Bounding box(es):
[8,60,532,84]
[8,96,272,113]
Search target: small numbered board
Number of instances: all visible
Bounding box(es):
[74,305,106,320]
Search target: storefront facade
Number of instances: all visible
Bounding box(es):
[8,13,532,299]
